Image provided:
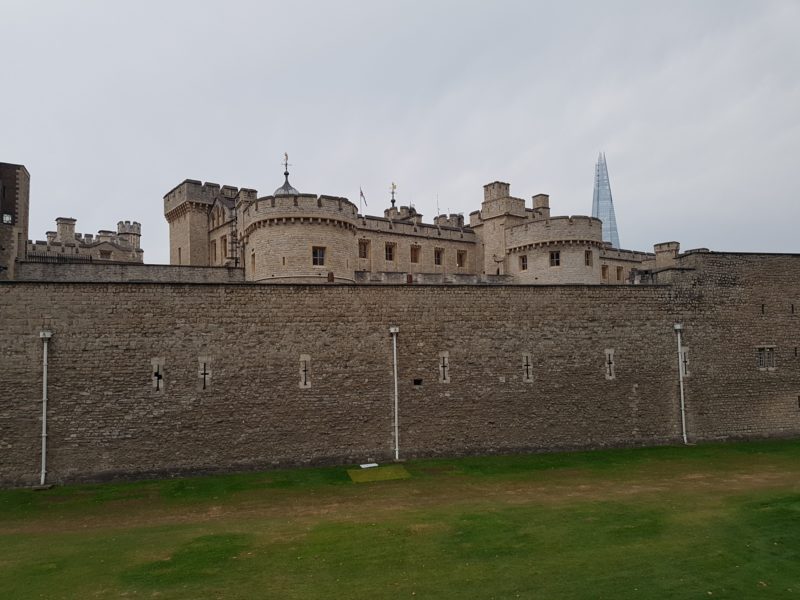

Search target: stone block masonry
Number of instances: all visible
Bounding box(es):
[1,251,800,486]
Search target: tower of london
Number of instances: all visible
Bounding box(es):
[163,162,660,287]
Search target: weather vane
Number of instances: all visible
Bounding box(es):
[282,152,291,173]
[391,182,397,207]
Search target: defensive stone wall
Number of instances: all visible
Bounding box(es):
[15,262,245,283]
[2,252,799,486]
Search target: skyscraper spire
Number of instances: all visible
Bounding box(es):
[592,152,620,248]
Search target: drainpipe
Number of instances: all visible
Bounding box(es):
[39,330,53,485]
[389,326,400,460]
[673,323,688,445]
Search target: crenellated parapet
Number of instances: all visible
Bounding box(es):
[239,193,359,238]
[26,217,144,263]
[505,215,604,252]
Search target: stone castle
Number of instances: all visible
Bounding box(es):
[2,158,799,487]
[164,162,660,286]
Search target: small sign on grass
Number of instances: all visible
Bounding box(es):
[347,464,411,483]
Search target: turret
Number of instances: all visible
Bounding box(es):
[532,194,550,219]
[56,217,77,244]
[654,242,680,268]
[117,220,142,249]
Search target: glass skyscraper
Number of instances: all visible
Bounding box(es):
[591,152,620,248]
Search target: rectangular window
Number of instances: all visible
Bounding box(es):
[457,250,466,268]
[410,246,420,263]
[601,265,608,279]
[519,255,528,271]
[358,239,370,259]
[616,266,623,281]
[434,248,444,266]
[211,240,217,263]
[221,235,227,258]
[178,247,182,264]
[385,242,395,261]
[312,246,326,266]
[757,346,776,370]
[549,251,560,267]
[99,250,112,260]
[585,250,593,266]
[250,252,255,273]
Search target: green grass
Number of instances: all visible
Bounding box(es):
[2,440,800,599]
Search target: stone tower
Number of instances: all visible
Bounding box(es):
[0,162,30,280]
[163,180,217,266]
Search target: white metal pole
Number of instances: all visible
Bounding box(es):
[674,324,688,445]
[389,326,400,460]
[40,330,52,485]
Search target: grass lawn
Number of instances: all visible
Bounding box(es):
[2,440,800,599]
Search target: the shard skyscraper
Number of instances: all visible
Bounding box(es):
[592,152,620,248]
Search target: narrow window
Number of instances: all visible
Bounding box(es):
[549,251,560,267]
[177,247,182,264]
[522,353,533,383]
[438,351,450,383]
[792,303,796,314]
[457,250,466,268]
[761,304,766,315]
[519,255,528,271]
[757,346,776,370]
[151,358,165,393]
[585,250,593,267]
[680,347,690,378]
[434,248,444,266]
[385,242,395,261]
[198,357,212,390]
[250,252,255,273]
[299,354,311,389]
[601,265,608,280]
[616,266,623,281]
[410,245,420,264]
[358,239,370,259]
[221,235,227,258]
[211,240,217,263]
[312,246,326,266]
[604,349,615,380]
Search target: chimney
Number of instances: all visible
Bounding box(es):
[55,217,77,244]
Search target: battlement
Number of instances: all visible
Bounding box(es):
[241,193,359,235]
[433,214,465,228]
[506,215,604,249]
[384,205,423,224]
[163,179,257,218]
[117,220,141,235]
[358,215,476,241]
[483,181,511,202]
[28,216,144,261]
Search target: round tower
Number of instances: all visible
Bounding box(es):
[239,164,358,283]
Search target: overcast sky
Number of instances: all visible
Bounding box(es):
[2,0,799,262]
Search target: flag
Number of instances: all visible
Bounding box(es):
[360,187,367,206]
